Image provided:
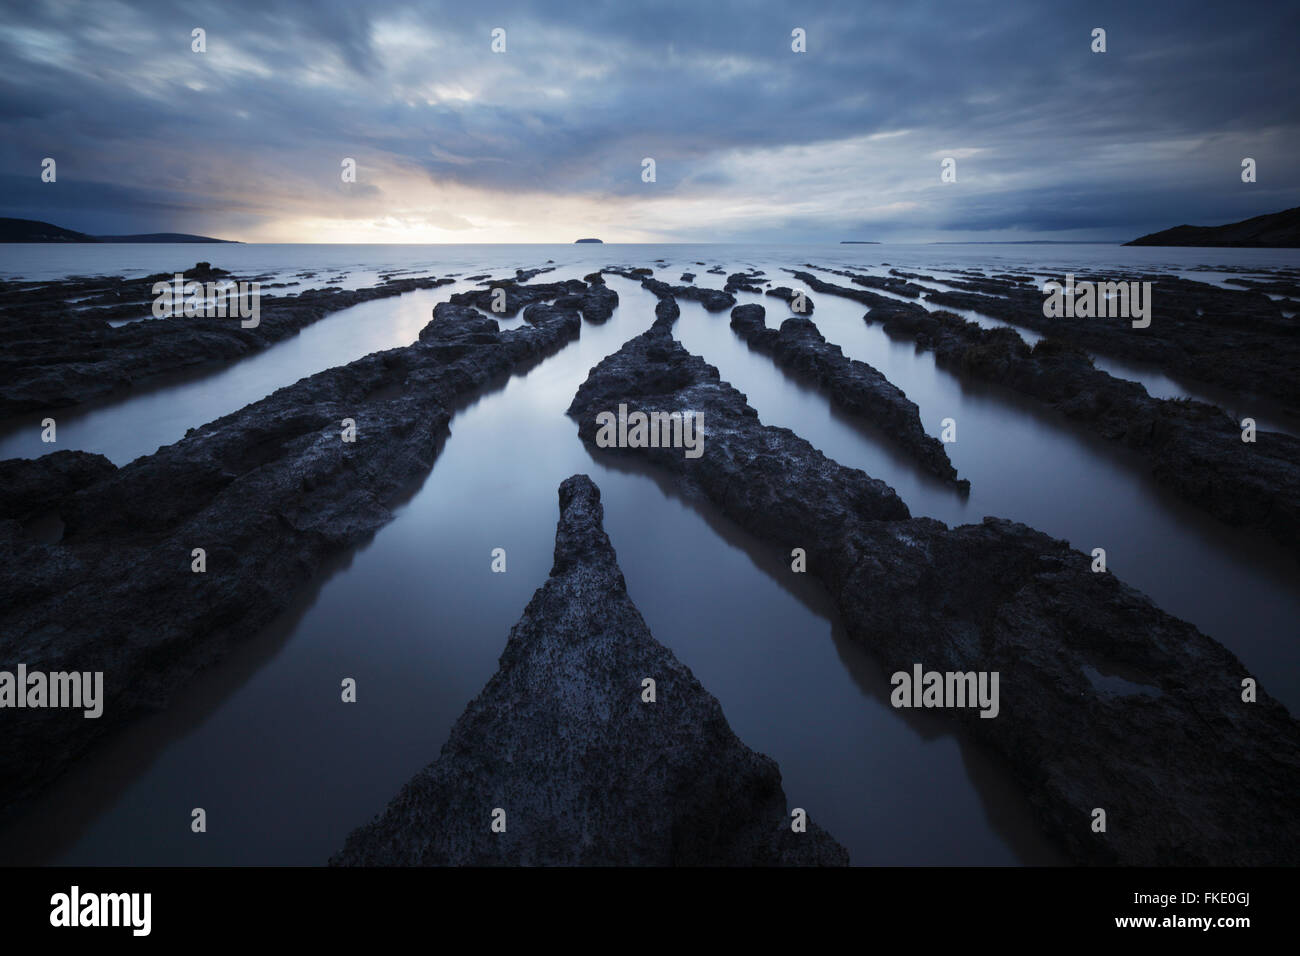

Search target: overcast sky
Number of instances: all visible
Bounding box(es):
[1,0,1296,242]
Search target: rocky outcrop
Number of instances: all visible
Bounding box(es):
[911,273,1300,415]
[789,271,1300,559]
[455,268,617,324]
[580,284,619,322]
[450,277,587,318]
[805,263,927,298]
[765,286,814,314]
[0,295,588,821]
[0,269,456,418]
[567,326,1300,865]
[729,304,965,488]
[725,271,765,294]
[653,297,680,328]
[570,328,912,534]
[1125,206,1300,248]
[330,475,848,866]
[602,268,736,312]
[0,450,116,521]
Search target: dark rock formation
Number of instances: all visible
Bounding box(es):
[0,217,236,243]
[449,276,583,318]
[679,272,695,283]
[331,475,848,866]
[729,304,965,488]
[789,271,1300,558]
[804,263,927,298]
[0,297,586,821]
[1125,206,1300,248]
[653,297,681,329]
[512,267,556,283]
[570,328,912,533]
[567,327,1300,865]
[724,271,764,294]
[0,450,116,522]
[580,284,619,323]
[0,270,456,418]
[765,286,814,315]
[599,268,737,312]
[917,275,1300,415]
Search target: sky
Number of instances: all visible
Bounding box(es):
[0,0,1297,243]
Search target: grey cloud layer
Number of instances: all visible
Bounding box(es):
[1,0,1296,239]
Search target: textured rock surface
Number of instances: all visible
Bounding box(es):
[817,263,1300,416]
[729,303,965,488]
[790,271,1300,559]
[331,475,848,866]
[567,327,1300,865]
[0,270,455,417]
[449,275,586,318]
[601,268,737,312]
[765,285,814,314]
[0,294,587,820]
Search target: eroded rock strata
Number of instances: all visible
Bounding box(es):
[601,268,737,312]
[0,270,457,418]
[0,295,587,820]
[789,271,1300,559]
[729,303,965,488]
[765,286,814,314]
[449,271,616,324]
[331,475,848,866]
[802,264,1300,415]
[567,326,1300,865]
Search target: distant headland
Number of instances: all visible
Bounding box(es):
[1125,206,1300,248]
[0,218,239,243]
[574,238,603,244]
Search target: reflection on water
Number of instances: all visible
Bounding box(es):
[0,277,491,464]
[676,286,1300,718]
[2,244,1296,867]
[3,276,1060,867]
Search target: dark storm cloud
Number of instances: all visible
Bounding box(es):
[0,0,1296,239]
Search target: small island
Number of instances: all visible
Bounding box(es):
[840,240,880,244]
[574,238,603,243]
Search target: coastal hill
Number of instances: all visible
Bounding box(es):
[1125,206,1300,248]
[0,217,238,243]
